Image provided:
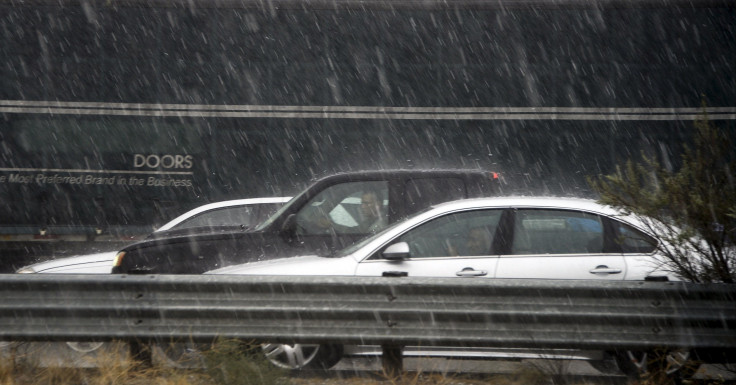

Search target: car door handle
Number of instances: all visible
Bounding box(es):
[589,265,622,275]
[456,267,488,277]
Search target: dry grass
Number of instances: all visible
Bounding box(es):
[1,342,730,385]
[0,351,570,385]
[0,344,210,385]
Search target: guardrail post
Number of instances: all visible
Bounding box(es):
[129,341,153,368]
[381,344,403,377]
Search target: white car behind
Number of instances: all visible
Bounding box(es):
[16,197,291,274]
[14,196,291,355]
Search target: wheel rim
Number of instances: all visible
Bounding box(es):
[663,350,691,376]
[625,350,649,373]
[623,349,691,376]
[66,341,105,353]
[261,343,320,369]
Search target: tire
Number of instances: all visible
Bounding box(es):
[155,341,344,370]
[614,349,700,381]
[66,341,105,353]
[261,343,343,370]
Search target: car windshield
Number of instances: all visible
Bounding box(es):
[254,196,305,232]
[329,205,437,258]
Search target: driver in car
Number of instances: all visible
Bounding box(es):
[447,226,493,256]
[356,190,387,234]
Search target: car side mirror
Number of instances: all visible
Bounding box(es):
[382,242,410,261]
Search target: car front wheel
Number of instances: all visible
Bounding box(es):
[261,343,343,370]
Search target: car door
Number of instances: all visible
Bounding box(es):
[495,208,627,280]
[354,209,503,278]
[607,218,661,280]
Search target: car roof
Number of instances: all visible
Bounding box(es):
[302,168,499,186]
[428,196,620,216]
[316,168,494,178]
[414,196,653,235]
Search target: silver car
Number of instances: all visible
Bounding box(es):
[209,196,680,374]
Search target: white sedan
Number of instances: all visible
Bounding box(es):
[212,196,671,281]
[16,196,291,274]
[209,196,679,374]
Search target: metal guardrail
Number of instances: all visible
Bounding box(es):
[1,274,734,350]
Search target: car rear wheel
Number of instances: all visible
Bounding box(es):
[261,343,343,370]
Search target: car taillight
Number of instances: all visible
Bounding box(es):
[112,251,126,267]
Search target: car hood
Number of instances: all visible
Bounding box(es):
[206,254,358,276]
[16,252,116,274]
[121,227,249,253]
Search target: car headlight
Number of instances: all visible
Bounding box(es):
[112,251,126,267]
[16,267,37,274]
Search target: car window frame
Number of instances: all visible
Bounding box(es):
[506,208,607,256]
[364,207,506,261]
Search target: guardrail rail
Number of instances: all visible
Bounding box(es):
[1,274,734,372]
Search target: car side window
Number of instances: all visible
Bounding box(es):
[612,221,658,253]
[405,178,466,217]
[390,209,502,259]
[510,209,604,255]
[295,181,389,235]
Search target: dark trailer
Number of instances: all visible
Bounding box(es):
[0,0,734,271]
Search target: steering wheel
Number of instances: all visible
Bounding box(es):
[296,207,335,235]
